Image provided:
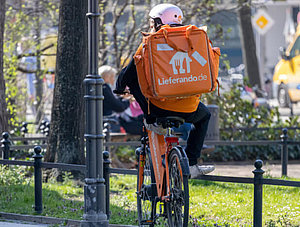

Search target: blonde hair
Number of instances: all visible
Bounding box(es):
[98,65,117,79]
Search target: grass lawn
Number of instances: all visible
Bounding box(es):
[0,168,300,226]
[110,175,300,226]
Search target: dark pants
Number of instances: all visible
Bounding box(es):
[147,102,211,166]
[173,123,192,141]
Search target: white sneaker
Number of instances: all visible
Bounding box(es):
[189,164,215,179]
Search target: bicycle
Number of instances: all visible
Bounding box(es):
[136,116,190,226]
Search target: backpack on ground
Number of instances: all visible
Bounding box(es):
[134,24,221,100]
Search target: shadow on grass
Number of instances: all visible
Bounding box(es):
[109,204,137,226]
[0,184,83,220]
[0,183,139,225]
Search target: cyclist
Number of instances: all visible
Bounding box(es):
[114,3,215,178]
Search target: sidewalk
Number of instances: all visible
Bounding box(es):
[212,161,300,178]
[0,212,137,227]
[0,220,48,227]
[0,219,136,227]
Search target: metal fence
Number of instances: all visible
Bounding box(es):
[1,147,300,227]
[1,130,300,226]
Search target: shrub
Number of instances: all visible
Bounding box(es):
[0,165,30,185]
[202,84,300,162]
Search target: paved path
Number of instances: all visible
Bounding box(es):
[0,218,136,227]
[0,220,136,227]
[212,161,300,178]
[0,221,48,227]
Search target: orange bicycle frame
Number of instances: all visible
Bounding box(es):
[146,129,180,201]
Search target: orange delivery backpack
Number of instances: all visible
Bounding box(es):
[134,24,221,100]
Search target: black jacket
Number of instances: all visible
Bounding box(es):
[103,83,129,116]
[115,58,148,114]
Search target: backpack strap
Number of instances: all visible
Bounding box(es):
[161,25,195,52]
[216,79,220,96]
[162,29,187,52]
[186,25,194,50]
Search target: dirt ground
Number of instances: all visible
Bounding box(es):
[211,161,300,178]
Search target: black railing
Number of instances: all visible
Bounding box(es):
[3,127,299,177]
[1,129,300,226]
[1,145,300,226]
[103,155,300,227]
[0,146,85,214]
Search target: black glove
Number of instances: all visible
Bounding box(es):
[113,89,126,95]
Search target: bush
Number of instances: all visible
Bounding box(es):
[202,84,300,162]
[0,165,30,185]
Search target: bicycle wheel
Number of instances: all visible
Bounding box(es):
[137,147,157,226]
[166,147,189,227]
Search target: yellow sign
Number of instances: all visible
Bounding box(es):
[252,9,274,35]
[256,16,269,29]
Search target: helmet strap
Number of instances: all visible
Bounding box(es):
[153,18,163,31]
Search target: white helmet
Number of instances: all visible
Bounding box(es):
[149,4,183,25]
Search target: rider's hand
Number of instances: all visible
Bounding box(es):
[113,89,130,95]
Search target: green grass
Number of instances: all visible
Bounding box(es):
[0,181,84,220]
[109,175,300,226]
[0,170,300,226]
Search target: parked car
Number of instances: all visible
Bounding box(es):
[273,25,300,107]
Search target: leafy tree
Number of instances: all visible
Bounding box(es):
[3,1,59,129]
[99,0,225,70]
[45,0,87,165]
[3,5,30,128]
[0,0,8,133]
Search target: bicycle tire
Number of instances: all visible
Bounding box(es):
[166,146,189,227]
[137,146,157,226]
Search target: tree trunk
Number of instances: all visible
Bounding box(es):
[0,0,8,134]
[45,0,87,165]
[238,0,261,89]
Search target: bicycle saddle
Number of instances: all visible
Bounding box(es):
[156,116,185,129]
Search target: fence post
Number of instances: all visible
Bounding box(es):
[1,132,11,160]
[280,128,288,177]
[43,121,50,137]
[21,122,28,136]
[21,122,29,145]
[103,151,111,219]
[33,146,43,214]
[39,120,46,134]
[253,159,264,227]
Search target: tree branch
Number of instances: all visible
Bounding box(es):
[17,43,55,59]
[112,0,129,69]
[17,66,54,74]
[118,0,136,67]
